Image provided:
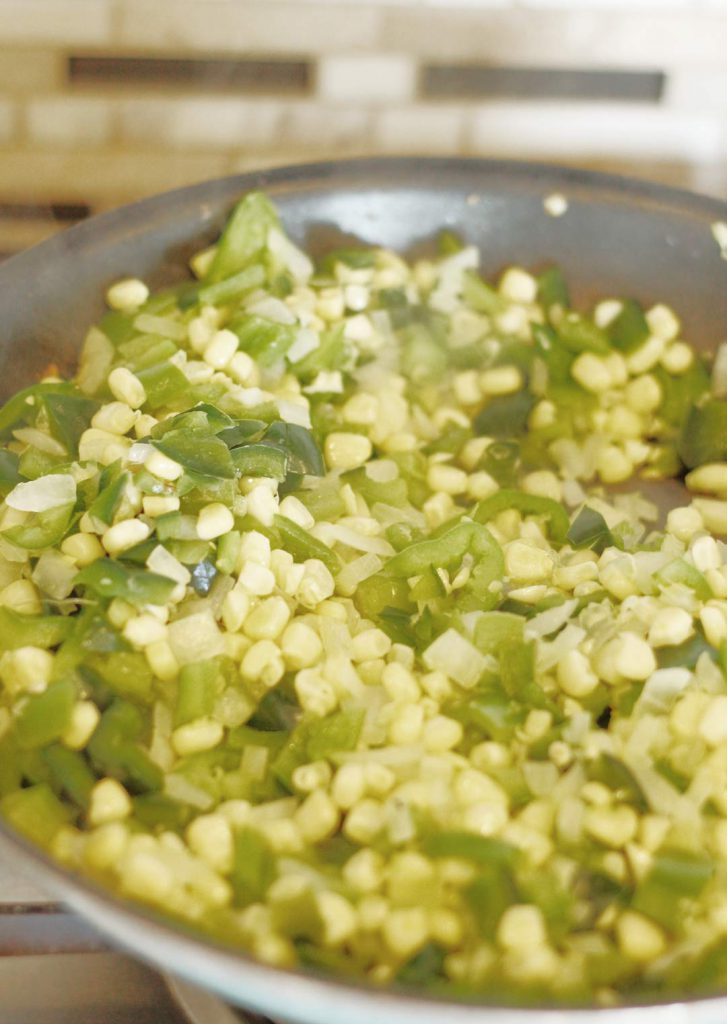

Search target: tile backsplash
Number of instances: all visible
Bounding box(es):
[0,0,725,253]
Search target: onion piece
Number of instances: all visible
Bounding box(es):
[6,473,76,512]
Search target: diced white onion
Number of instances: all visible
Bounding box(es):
[6,473,76,512]
[423,628,487,689]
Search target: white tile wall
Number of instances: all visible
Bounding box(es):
[0,48,61,92]
[0,0,724,224]
[0,0,112,45]
[281,102,372,148]
[380,7,727,65]
[26,97,113,146]
[468,102,722,162]
[317,54,417,104]
[375,104,467,153]
[118,96,282,149]
[665,70,727,110]
[117,1,382,54]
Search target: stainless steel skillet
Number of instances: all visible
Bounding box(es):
[0,157,726,1024]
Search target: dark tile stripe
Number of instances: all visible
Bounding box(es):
[69,55,311,94]
[421,65,665,102]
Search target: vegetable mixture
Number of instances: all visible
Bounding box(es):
[1,192,727,1006]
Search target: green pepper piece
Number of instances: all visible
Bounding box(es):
[206,191,279,284]
[382,520,503,588]
[117,335,178,372]
[632,851,714,930]
[401,324,448,384]
[449,691,524,741]
[409,565,447,602]
[132,793,192,832]
[0,607,73,650]
[474,489,569,544]
[230,315,296,368]
[89,468,129,526]
[215,530,241,575]
[473,611,524,654]
[462,271,505,315]
[466,867,517,940]
[197,263,266,306]
[260,422,325,478]
[608,299,649,353]
[657,629,716,670]
[588,753,648,811]
[75,559,176,608]
[42,743,95,809]
[273,514,340,575]
[3,502,74,550]
[656,558,712,601]
[0,450,22,496]
[87,700,162,793]
[306,709,365,761]
[557,313,610,354]
[292,325,346,379]
[654,358,710,429]
[231,444,287,481]
[532,323,574,387]
[136,361,190,409]
[153,428,236,480]
[175,659,220,726]
[538,266,570,313]
[15,680,76,749]
[1,783,72,846]
[422,830,518,866]
[567,506,614,553]
[479,440,520,486]
[0,382,89,439]
[341,467,408,508]
[353,573,414,622]
[678,399,727,469]
[294,484,346,522]
[85,651,154,703]
[230,827,276,902]
[319,248,376,274]
[396,943,447,986]
[474,392,535,439]
[499,639,538,702]
[271,888,324,941]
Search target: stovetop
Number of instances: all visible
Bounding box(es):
[0,846,202,1023]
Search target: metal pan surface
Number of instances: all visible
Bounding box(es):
[0,157,726,1024]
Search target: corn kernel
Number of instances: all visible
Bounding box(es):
[186,814,233,873]
[172,717,224,756]
[480,366,522,396]
[89,778,132,826]
[383,906,429,958]
[145,639,179,681]
[324,432,373,471]
[102,518,150,556]
[203,329,238,369]
[108,367,146,409]
[294,789,339,844]
[241,639,285,688]
[61,701,100,750]
[616,911,666,962]
[106,278,149,311]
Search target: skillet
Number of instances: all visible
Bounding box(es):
[0,157,726,1024]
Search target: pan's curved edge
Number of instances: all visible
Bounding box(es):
[1,156,725,280]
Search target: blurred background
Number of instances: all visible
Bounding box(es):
[0,0,726,258]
